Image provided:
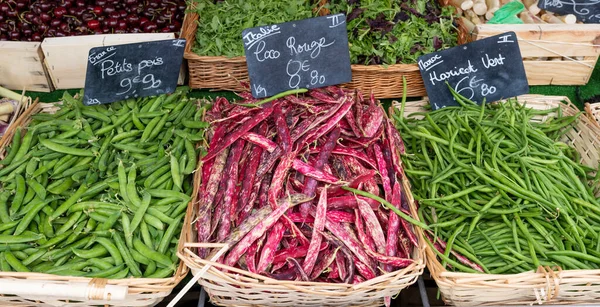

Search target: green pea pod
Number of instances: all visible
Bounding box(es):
[170,154,182,191]
[94,237,123,266]
[47,178,74,195]
[40,139,94,157]
[55,212,83,235]
[14,197,57,235]
[130,249,151,265]
[25,158,39,177]
[183,139,197,175]
[37,231,71,249]
[130,191,151,235]
[145,267,173,278]
[182,120,209,129]
[112,233,142,277]
[86,264,126,278]
[97,210,123,232]
[121,212,133,248]
[31,159,57,178]
[132,238,172,268]
[158,217,181,254]
[72,244,109,259]
[22,249,46,266]
[143,260,157,277]
[143,165,171,189]
[87,258,114,271]
[0,153,32,177]
[1,127,21,165]
[12,129,35,163]
[81,109,111,123]
[0,191,10,223]
[131,112,145,130]
[140,116,161,142]
[4,251,30,272]
[9,174,27,215]
[0,232,44,244]
[53,155,80,175]
[27,179,46,200]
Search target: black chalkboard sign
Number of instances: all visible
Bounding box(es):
[83,39,185,106]
[539,0,600,23]
[242,14,352,98]
[418,32,529,110]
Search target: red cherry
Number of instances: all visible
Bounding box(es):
[40,12,52,23]
[106,17,118,28]
[93,6,103,15]
[50,19,61,27]
[87,19,100,29]
[31,32,42,41]
[53,7,67,18]
[126,14,139,26]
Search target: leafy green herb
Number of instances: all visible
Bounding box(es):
[191,0,314,58]
[191,0,458,65]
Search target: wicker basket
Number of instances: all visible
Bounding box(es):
[0,101,197,307]
[180,3,429,98]
[178,149,426,306]
[585,102,600,130]
[395,94,600,306]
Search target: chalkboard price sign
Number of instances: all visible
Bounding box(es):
[83,39,185,106]
[418,32,529,110]
[242,14,352,98]
[538,0,600,23]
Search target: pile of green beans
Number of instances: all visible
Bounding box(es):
[393,92,600,274]
[0,88,207,278]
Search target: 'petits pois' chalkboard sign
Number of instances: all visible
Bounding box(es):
[242,14,352,98]
[539,0,600,23]
[418,32,529,110]
[83,39,186,106]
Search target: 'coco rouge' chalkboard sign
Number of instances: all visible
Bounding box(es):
[242,14,352,98]
[83,39,185,106]
[539,0,600,23]
[418,32,529,110]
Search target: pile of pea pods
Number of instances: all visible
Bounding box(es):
[0,87,207,278]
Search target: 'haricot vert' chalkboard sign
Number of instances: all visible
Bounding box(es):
[83,39,185,106]
[418,32,529,110]
[242,14,352,99]
[539,0,600,23]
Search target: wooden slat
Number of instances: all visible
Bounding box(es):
[524,60,596,85]
[475,24,600,57]
[41,33,179,89]
[0,41,53,92]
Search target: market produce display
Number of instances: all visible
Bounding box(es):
[191,0,457,65]
[393,90,600,274]
[0,0,187,41]
[196,85,424,283]
[0,89,205,278]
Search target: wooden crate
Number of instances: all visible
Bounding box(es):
[41,33,186,89]
[458,23,600,85]
[0,41,53,92]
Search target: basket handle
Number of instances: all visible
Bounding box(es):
[167,244,229,307]
[0,278,128,301]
